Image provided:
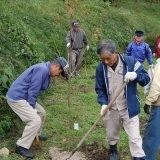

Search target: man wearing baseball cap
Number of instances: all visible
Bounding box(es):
[66,20,89,77]
[126,30,153,67]
[6,57,68,159]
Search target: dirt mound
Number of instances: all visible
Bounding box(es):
[81,142,109,160]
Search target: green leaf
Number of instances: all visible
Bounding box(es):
[1,75,8,84]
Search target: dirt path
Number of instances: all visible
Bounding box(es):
[49,147,86,160]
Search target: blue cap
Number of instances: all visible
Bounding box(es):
[55,57,69,78]
[135,30,144,37]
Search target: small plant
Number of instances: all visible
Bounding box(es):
[0,116,12,137]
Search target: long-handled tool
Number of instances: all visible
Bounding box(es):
[66,82,128,160]
[149,66,154,79]
[36,134,41,146]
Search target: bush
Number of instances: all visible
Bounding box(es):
[0,116,12,137]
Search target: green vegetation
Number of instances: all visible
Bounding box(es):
[0,0,160,159]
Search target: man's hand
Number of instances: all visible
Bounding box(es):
[86,45,89,51]
[66,43,71,48]
[153,53,156,57]
[124,72,137,82]
[144,104,150,114]
[149,64,154,68]
[100,105,108,116]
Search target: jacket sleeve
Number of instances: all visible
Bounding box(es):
[145,63,160,105]
[82,30,88,45]
[95,65,108,105]
[126,42,132,56]
[27,68,46,108]
[145,43,153,65]
[134,60,150,86]
[66,31,71,44]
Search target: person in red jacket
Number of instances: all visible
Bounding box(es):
[155,36,160,58]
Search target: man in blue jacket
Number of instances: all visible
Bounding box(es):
[126,30,153,67]
[95,40,150,160]
[6,57,69,159]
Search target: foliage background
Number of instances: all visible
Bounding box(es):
[0,0,160,159]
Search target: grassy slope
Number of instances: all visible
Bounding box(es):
[0,0,160,159]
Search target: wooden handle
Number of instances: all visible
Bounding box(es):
[73,82,128,152]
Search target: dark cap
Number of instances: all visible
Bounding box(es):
[55,57,69,78]
[71,20,79,27]
[135,30,144,37]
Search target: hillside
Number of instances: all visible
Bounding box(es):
[0,0,160,64]
[0,0,160,159]
[0,0,160,95]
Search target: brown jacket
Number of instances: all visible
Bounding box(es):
[146,62,160,106]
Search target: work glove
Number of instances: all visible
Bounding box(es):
[153,53,156,57]
[124,72,137,82]
[66,43,71,48]
[100,105,108,116]
[144,104,151,114]
[149,64,154,68]
[86,45,89,51]
[157,58,160,63]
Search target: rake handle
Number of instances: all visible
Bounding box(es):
[67,82,128,159]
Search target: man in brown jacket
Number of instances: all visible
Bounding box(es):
[143,59,160,160]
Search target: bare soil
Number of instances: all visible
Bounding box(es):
[49,142,109,160]
[48,116,149,160]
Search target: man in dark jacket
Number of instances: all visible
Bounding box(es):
[6,57,69,159]
[95,40,150,160]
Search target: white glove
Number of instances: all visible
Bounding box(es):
[157,58,160,63]
[149,64,154,68]
[124,72,137,82]
[86,45,89,51]
[66,43,71,48]
[34,109,37,113]
[153,53,156,57]
[100,105,108,116]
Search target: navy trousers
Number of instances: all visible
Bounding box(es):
[143,106,160,160]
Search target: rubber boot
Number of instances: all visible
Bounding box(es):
[109,144,118,160]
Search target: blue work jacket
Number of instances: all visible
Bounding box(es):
[95,55,150,118]
[126,40,153,65]
[6,62,51,108]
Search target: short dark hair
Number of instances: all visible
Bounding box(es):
[97,39,116,55]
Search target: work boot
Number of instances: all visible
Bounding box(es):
[38,135,47,141]
[133,157,144,160]
[109,152,118,160]
[109,144,118,160]
[15,145,35,159]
